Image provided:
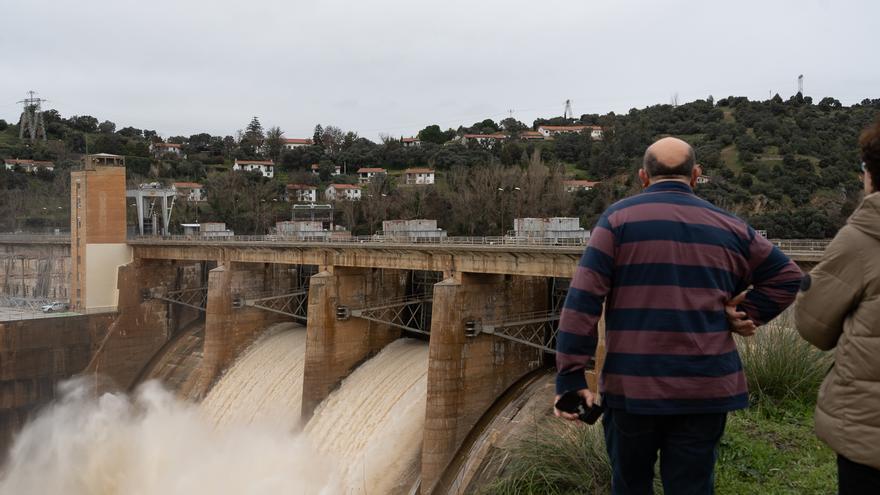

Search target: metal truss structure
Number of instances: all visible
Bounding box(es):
[241,290,309,322]
[348,295,433,335]
[472,310,561,353]
[145,287,208,312]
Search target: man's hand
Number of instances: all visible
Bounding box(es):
[726,290,757,337]
[554,388,595,421]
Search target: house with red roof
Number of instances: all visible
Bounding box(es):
[233,159,274,178]
[325,184,362,201]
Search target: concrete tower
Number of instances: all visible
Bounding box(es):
[70,154,132,312]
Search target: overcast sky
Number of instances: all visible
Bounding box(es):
[1,0,877,140]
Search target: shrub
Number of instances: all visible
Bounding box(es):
[483,420,611,495]
[737,310,832,407]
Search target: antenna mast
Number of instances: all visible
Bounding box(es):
[563,99,573,120]
[797,74,804,94]
[16,90,48,142]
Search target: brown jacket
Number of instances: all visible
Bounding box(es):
[795,192,880,470]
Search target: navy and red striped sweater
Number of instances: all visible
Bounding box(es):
[556,181,802,414]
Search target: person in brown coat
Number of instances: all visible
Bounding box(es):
[795,118,880,494]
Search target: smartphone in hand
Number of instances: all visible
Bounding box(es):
[555,391,604,425]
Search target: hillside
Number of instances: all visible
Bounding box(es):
[1,94,877,237]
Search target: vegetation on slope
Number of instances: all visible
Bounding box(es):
[2,94,878,236]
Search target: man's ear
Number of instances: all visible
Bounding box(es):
[638,168,650,188]
[691,165,702,187]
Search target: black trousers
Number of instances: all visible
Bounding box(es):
[839,455,880,495]
[603,408,727,495]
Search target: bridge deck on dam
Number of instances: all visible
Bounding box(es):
[127,236,828,276]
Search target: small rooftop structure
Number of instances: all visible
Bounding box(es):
[513,217,589,244]
[563,179,600,192]
[381,219,447,242]
[83,153,125,170]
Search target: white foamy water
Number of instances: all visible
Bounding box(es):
[304,338,429,495]
[201,322,307,430]
[0,379,339,495]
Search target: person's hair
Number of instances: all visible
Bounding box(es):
[859,117,880,192]
[642,145,696,178]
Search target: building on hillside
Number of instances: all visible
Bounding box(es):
[285,184,318,202]
[401,137,421,147]
[696,175,711,185]
[3,158,55,172]
[150,142,183,158]
[180,222,234,238]
[233,159,274,178]
[537,125,603,140]
[325,183,361,201]
[357,167,387,184]
[519,131,545,141]
[456,133,508,146]
[311,163,342,176]
[282,138,313,150]
[404,168,435,185]
[563,179,600,192]
[513,217,589,244]
[381,219,447,241]
[173,182,206,202]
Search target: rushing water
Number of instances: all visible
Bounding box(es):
[304,338,428,495]
[0,324,428,495]
[201,322,307,430]
[0,379,338,495]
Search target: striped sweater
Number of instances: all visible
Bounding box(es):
[556,181,802,414]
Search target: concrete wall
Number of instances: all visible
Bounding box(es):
[190,262,288,399]
[84,243,132,312]
[421,273,548,494]
[86,259,205,391]
[301,267,408,419]
[0,242,70,300]
[0,313,115,456]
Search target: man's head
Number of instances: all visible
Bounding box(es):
[639,137,700,187]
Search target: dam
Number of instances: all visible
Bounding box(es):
[0,154,827,494]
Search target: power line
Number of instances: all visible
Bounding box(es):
[16,90,47,142]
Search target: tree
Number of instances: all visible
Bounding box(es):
[0,119,9,131]
[117,126,142,138]
[313,124,324,148]
[417,124,454,145]
[98,120,116,134]
[500,117,527,135]
[239,117,265,157]
[67,115,98,133]
[264,126,285,162]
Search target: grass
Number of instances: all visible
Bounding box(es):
[483,420,613,495]
[720,144,741,173]
[484,314,837,494]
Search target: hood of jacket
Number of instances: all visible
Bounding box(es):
[848,192,880,241]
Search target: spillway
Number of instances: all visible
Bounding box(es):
[304,338,429,495]
[201,322,307,430]
[137,322,205,401]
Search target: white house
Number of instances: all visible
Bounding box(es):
[311,163,342,176]
[150,142,183,157]
[357,167,386,184]
[282,138,313,150]
[563,180,600,192]
[286,184,318,202]
[233,159,274,178]
[696,175,711,185]
[173,182,206,202]
[401,137,421,147]
[404,168,435,185]
[537,125,603,140]
[3,158,54,173]
[458,133,508,146]
[325,184,362,201]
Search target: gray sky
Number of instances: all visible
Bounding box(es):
[1,0,877,141]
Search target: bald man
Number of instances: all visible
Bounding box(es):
[555,137,802,494]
